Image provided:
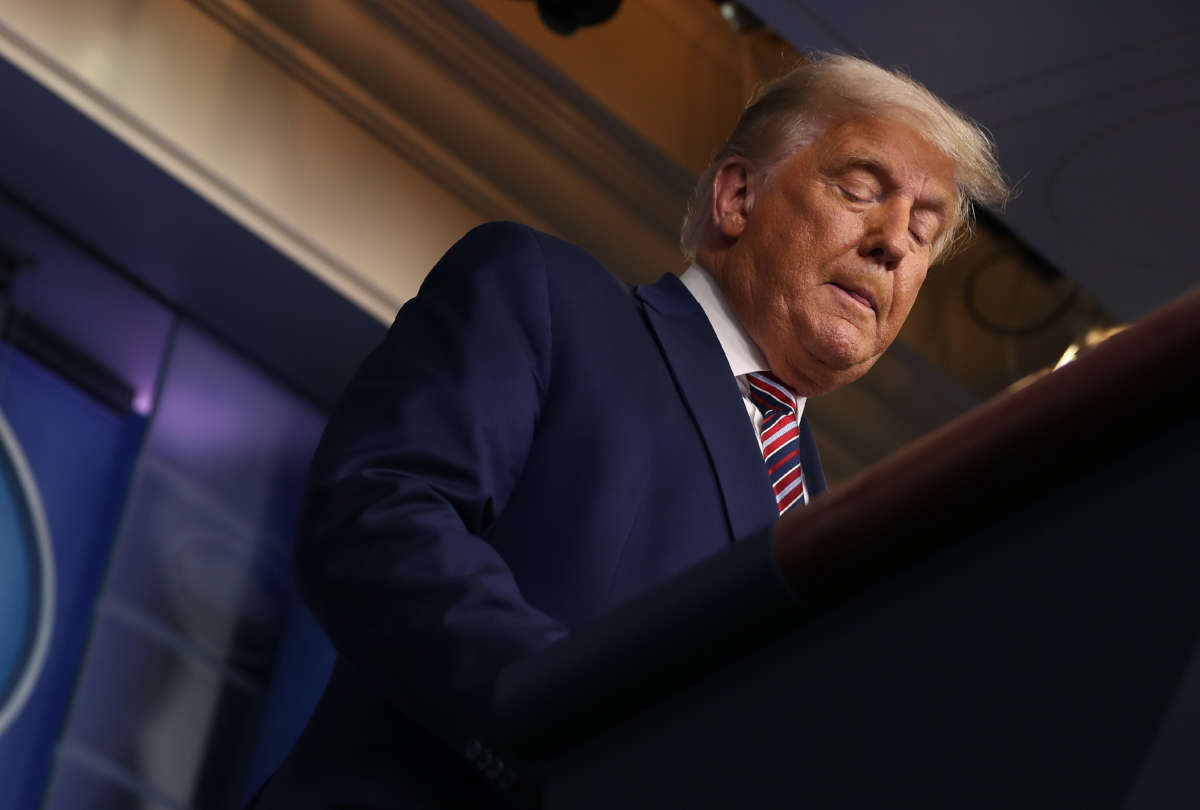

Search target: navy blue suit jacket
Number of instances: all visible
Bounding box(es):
[256,223,825,808]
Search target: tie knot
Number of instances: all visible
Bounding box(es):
[745,371,796,416]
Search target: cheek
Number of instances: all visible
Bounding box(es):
[809,204,863,251]
[889,272,928,325]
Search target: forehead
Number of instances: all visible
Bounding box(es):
[805,115,957,201]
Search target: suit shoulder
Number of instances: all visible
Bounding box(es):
[452,221,597,266]
[444,222,631,297]
[438,221,543,268]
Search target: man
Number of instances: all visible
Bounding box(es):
[253,53,1007,809]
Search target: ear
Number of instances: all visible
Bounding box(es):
[711,157,755,241]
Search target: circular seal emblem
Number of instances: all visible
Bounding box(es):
[0,409,54,735]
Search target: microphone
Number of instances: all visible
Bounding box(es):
[533,0,622,35]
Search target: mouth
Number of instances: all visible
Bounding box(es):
[830,282,877,313]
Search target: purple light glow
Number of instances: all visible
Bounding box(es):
[132,389,154,417]
[1,198,173,412]
[145,325,324,528]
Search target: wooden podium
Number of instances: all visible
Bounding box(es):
[493,288,1200,809]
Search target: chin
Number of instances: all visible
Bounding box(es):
[771,323,879,394]
[805,317,877,364]
[813,335,876,374]
[792,346,880,396]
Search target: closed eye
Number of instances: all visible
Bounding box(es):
[838,185,868,203]
[910,212,939,248]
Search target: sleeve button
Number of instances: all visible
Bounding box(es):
[464,740,482,762]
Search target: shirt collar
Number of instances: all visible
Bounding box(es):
[678,263,807,420]
[679,263,768,379]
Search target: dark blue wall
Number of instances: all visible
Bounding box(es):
[0,45,362,810]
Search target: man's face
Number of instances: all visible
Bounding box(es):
[715,115,957,396]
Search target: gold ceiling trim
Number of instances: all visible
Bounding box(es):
[188,0,549,232]
[361,0,694,239]
[188,0,694,257]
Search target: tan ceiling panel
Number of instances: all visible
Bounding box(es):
[470,0,763,174]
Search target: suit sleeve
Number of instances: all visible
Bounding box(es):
[293,223,568,746]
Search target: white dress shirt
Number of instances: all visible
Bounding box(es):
[678,263,807,436]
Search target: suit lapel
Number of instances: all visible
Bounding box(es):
[635,274,780,543]
[797,413,827,497]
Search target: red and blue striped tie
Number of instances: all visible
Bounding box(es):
[746,371,806,514]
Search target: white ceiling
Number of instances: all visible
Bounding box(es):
[742,0,1200,321]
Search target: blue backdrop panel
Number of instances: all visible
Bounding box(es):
[50,324,334,809]
[0,344,144,810]
[0,396,50,734]
[0,414,44,717]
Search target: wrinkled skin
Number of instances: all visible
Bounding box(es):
[699,115,957,396]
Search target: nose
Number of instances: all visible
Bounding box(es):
[859,199,910,270]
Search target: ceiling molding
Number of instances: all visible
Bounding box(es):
[188,0,550,233]
[359,0,695,242]
[188,0,695,271]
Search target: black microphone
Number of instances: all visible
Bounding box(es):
[535,0,622,35]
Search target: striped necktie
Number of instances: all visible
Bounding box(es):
[745,371,806,514]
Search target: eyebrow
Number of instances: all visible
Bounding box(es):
[835,155,888,176]
[830,154,953,219]
[829,154,890,180]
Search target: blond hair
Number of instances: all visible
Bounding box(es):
[680,53,1009,262]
